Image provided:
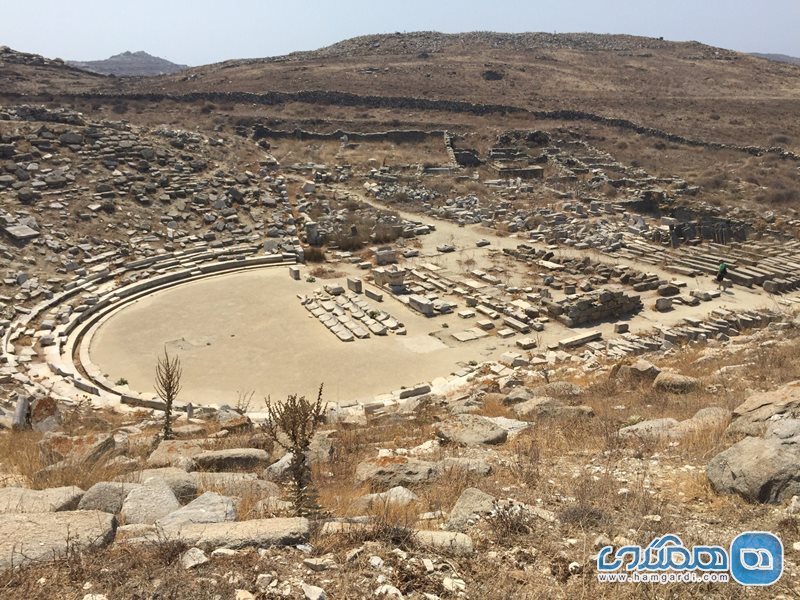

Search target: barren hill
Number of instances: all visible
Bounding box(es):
[3,32,800,148]
[0,44,105,94]
[751,52,800,66]
[119,31,800,148]
[68,50,188,76]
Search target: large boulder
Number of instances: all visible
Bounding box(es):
[707,426,800,503]
[123,467,197,502]
[352,486,418,512]
[483,416,531,437]
[215,407,252,433]
[652,372,700,394]
[264,452,307,483]
[446,487,495,531]
[447,393,486,415]
[414,530,473,555]
[167,517,308,549]
[121,480,180,525]
[307,430,335,463]
[156,492,237,529]
[512,397,595,420]
[620,408,732,441]
[355,457,439,490]
[146,439,208,470]
[58,131,84,146]
[193,448,271,472]
[0,486,84,514]
[529,382,584,399]
[29,396,62,432]
[439,457,492,477]
[502,389,534,405]
[191,472,280,497]
[436,414,508,446]
[619,418,679,439]
[38,432,115,466]
[0,510,116,571]
[726,381,800,436]
[668,407,731,439]
[657,284,680,297]
[766,419,800,444]
[262,432,334,481]
[78,482,141,514]
[613,359,661,382]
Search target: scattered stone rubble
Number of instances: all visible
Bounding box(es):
[300,286,404,342]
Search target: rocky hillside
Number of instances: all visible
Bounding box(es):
[0,45,105,94]
[115,31,800,150]
[270,31,739,61]
[68,50,188,76]
[3,317,800,599]
[751,52,800,66]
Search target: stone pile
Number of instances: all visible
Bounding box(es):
[505,244,668,293]
[371,264,458,317]
[296,194,430,248]
[544,287,643,327]
[300,288,404,342]
[0,105,303,311]
[577,307,782,364]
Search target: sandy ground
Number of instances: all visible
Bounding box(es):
[88,268,485,407]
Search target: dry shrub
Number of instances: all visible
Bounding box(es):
[366,499,419,547]
[558,466,667,538]
[508,431,541,488]
[486,499,534,539]
[0,430,43,485]
[314,428,370,517]
[474,395,512,418]
[770,134,791,145]
[675,420,730,461]
[417,463,477,513]
[372,222,401,244]
[314,498,418,553]
[0,430,132,491]
[660,471,724,508]
[699,170,729,191]
[262,386,326,516]
[309,265,343,279]
[232,488,269,521]
[558,503,610,529]
[304,246,325,262]
[32,459,131,492]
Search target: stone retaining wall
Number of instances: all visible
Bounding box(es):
[6,90,797,161]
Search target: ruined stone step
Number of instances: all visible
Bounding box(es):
[558,330,602,349]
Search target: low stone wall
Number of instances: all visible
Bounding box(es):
[7,90,798,161]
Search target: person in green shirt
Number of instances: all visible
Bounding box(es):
[716,261,728,289]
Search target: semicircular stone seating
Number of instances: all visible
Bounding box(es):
[0,237,297,412]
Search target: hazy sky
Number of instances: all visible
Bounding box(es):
[1,0,798,65]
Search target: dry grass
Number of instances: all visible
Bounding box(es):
[474,395,512,417]
[308,265,344,279]
[0,427,137,492]
[0,541,247,600]
[417,462,480,515]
